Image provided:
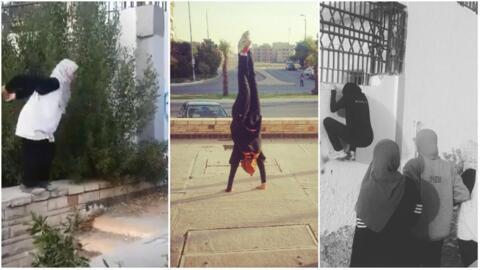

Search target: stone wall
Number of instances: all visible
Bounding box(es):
[2,180,158,267]
[170,117,318,138]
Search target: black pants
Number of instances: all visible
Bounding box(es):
[459,240,477,267]
[411,238,444,267]
[300,80,304,87]
[226,159,266,190]
[323,117,357,152]
[22,138,55,188]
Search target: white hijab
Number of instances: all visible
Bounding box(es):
[49,58,78,114]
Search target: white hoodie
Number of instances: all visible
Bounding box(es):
[15,59,78,142]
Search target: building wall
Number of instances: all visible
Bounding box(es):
[399,2,477,161]
[119,4,169,142]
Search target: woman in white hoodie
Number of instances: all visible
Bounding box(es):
[3,59,78,191]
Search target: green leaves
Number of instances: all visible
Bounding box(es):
[29,212,89,267]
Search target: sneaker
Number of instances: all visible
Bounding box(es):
[38,181,57,191]
[329,150,347,160]
[340,151,356,161]
[20,185,46,195]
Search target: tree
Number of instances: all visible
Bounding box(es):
[218,40,230,96]
[170,41,193,79]
[304,40,318,95]
[195,38,221,76]
[293,37,316,68]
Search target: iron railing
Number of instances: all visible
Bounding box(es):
[319,1,407,85]
[458,2,478,14]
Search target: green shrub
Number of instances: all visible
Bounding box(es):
[29,212,89,267]
[129,140,168,184]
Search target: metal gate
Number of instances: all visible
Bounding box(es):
[319,1,407,85]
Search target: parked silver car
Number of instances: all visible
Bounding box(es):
[177,101,229,118]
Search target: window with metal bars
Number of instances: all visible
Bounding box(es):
[458,2,478,14]
[319,1,407,85]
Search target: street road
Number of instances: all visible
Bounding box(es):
[170,98,318,118]
[171,67,315,95]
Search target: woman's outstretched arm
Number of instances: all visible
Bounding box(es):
[5,74,60,99]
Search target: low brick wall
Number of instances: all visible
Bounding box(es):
[170,117,318,138]
[1,179,158,267]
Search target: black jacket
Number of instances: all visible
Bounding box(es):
[330,83,373,147]
[6,74,60,99]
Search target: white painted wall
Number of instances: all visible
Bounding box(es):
[399,2,477,159]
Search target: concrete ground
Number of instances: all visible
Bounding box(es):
[170,139,318,267]
[78,193,168,267]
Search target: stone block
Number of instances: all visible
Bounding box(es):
[68,184,85,195]
[2,187,32,208]
[2,250,34,267]
[31,190,50,202]
[3,227,10,240]
[99,188,116,200]
[2,237,33,258]
[9,224,30,238]
[47,197,69,211]
[98,180,113,189]
[49,186,68,198]
[84,182,100,192]
[25,201,48,217]
[4,206,27,221]
[78,191,100,204]
[67,194,79,207]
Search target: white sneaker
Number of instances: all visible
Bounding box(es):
[328,150,347,160]
[339,151,356,161]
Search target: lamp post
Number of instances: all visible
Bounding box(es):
[300,14,306,40]
[188,1,196,81]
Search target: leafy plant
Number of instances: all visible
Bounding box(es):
[28,212,89,267]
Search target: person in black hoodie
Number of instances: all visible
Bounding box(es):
[351,139,422,267]
[323,83,373,161]
[226,31,266,193]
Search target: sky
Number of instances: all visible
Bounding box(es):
[172,1,318,51]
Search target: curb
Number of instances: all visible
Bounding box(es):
[171,73,222,86]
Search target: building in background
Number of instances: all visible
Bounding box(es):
[252,42,294,63]
[272,42,295,63]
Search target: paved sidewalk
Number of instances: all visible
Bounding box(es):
[170,139,318,267]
